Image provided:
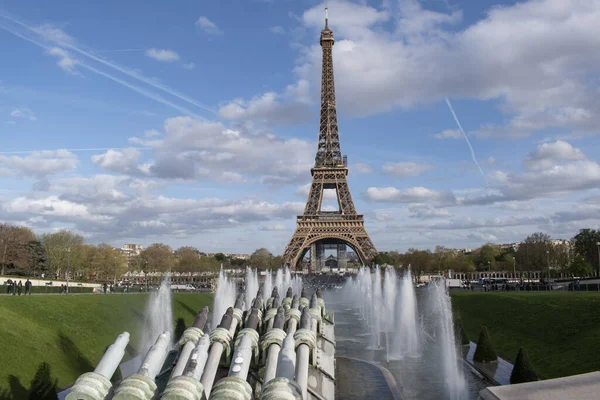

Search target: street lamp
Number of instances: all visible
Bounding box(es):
[66,247,71,294]
[513,257,516,280]
[546,250,550,288]
[596,242,600,278]
[114,256,117,287]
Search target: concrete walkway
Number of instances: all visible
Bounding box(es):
[464,341,514,385]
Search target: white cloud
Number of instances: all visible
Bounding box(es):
[382,162,433,177]
[482,156,496,166]
[524,140,585,171]
[0,150,78,178]
[91,148,148,176]
[434,129,462,139]
[120,117,314,184]
[365,186,455,205]
[10,108,37,121]
[182,62,195,70]
[353,163,373,174]
[230,0,600,136]
[408,204,453,219]
[260,223,288,231]
[270,26,285,34]
[218,80,313,126]
[196,16,223,35]
[47,47,79,73]
[0,176,306,241]
[295,183,337,201]
[146,48,180,62]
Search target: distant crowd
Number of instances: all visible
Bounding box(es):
[5,279,33,295]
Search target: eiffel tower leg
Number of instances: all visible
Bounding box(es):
[310,243,317,273]
[338,244,346,270]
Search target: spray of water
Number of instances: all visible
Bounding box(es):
[211,267,237,329]
[140,275,174,360]
[244,267,259,311]
[393,267,420,358]
[429,279,468,400]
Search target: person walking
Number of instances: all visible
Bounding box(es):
[6,279,12,294]
[17,280,23,296]
[25,279,32,295]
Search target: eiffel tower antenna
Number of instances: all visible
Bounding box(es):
[283,10,378,272]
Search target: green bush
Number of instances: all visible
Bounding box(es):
[473,325,497,363]
[510,347,538,384]
[459,322,470,345]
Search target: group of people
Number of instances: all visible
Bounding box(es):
[5,279,33,295]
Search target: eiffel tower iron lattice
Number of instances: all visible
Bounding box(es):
[283,9,378,270]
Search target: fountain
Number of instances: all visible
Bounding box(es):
[245,267,259,311]
[140,275,174,359]
[211,267,237,330]
[392,267,420,359]
[429,279,468,400]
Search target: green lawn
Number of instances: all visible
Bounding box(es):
[0,292,213,393]
[451,292,600,379]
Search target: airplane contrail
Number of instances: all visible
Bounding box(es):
[0,22,205,119]
[0,147,152,154]
[444,97,485,180]
[0,13,216,115]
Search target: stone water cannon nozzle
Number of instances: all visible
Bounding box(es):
[271,287,279,298]
[310,293,319,309]
[301,288,307,298]
[291,295,299,310]
[273,307,286,330]
[218,307,234,330]
[286,287,293,298]
[316,288,322,298]
[112,332,171,400]
[139,331,172,379]
[193,306,210,330]
[66,332,130,400]
[300,306,312,330]
[162,334,211,400]
[246,308,260,331]
[234,294,245,310]
[272,293,281,309]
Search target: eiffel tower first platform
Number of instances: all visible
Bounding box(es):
[283,9,378,272]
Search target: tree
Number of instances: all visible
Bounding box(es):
[85,244,127,282]
[249,248,273,270]
[40,230,85,279]
[214,253,226,262]
[27,240,49,277]
[516,232,551,273]
[510,347,538,384]
[569,255,592,277]
[175,246,202,273]
[447,254,475,273]
[474,244,498,271]
[140,243,175,273]
[0,224,36,275]
[473,326,497,363]
[572,229,600,275]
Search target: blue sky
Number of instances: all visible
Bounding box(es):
[1,0,599,254]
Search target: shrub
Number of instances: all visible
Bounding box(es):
[459,322,470,345]
[473,326,497,363]
[510,347,538,384]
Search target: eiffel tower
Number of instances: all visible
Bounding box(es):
[283,9,378,271]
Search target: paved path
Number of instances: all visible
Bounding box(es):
[464,341,514,385]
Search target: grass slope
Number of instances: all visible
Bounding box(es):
[451,292,600,379]
[0,293,213,392]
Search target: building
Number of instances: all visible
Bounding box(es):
[118,244,145,269]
